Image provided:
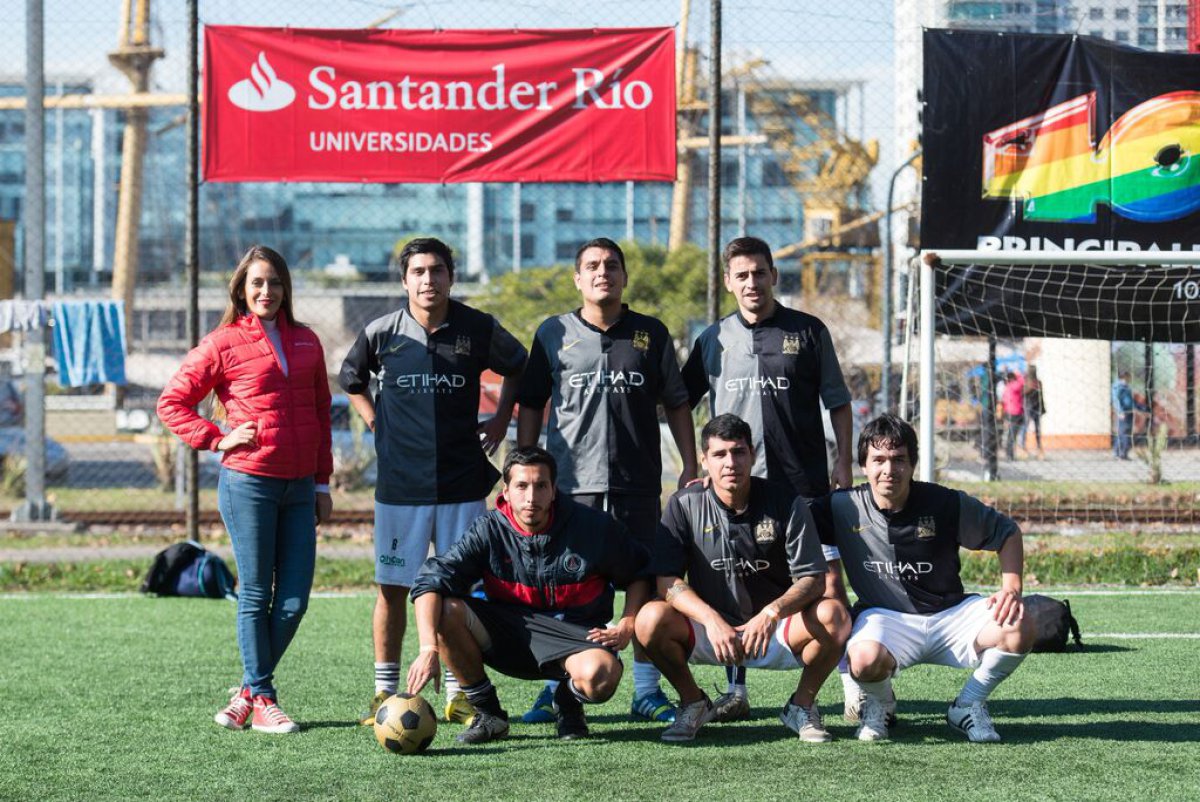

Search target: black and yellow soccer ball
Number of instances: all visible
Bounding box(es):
[373,693,437,755]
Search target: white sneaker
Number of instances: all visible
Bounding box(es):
[660,695,715,742]
[855,694,889,742]
[947,699,1001,743]
[779,700,832,742]
[842,673,897,727]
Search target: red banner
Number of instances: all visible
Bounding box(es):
[203,26,676,183]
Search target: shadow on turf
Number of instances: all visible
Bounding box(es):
[300,721,361,731]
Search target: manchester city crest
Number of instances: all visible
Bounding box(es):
[454,335,472,355]
[917,516,937,540]
[632,330,650,351]
[782,333,801,355]
[755,518,777,544]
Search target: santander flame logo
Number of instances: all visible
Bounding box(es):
[227,52,295,112]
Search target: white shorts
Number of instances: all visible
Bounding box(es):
[848,595,993,672]
[685,615,805,671]
[373,499,487,587]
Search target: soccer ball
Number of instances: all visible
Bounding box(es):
[373,693,437,755]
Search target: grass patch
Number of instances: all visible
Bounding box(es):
[2,593,1198,802]
[950,480,1200,508]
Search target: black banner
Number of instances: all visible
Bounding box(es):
[923,30,1200,252]
[922,30,1200,342]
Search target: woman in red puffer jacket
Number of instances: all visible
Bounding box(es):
[158,245,332,735]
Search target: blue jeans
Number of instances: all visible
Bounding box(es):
[1115,414,1134,459]
[218,467,317,698]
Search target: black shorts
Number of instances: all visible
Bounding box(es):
[572,492,660,548]
[463,598,618,681]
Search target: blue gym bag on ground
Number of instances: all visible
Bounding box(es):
[140,540,237,601]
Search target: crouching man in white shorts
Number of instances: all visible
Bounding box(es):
[635,414,850,743]
[808,413,1035,743]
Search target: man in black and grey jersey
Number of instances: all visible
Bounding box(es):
[516,236,698,724]
[681,235,863,720]
[339,237,527,727]
[808,414,1035,743]
[635,414,850,743]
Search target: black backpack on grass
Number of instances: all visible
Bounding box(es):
[140,540,237,601]
[1024,594,1082,652]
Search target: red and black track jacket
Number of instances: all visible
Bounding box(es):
[410,495,651,628]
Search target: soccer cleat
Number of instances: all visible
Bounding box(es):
[660,695,714,742]
[779,699,832,743]
[855,693,889,742]
[214,686,253,730]
[445,691,477,725]
[554,685,589,741]
[711,691,751,723]
[251,696,300,734]
[843,674,897,728]
[947,699,1002,743]
[631,688,677,722]
[359,690,391,726]
[520,684,558,724]
[455,711,510,744]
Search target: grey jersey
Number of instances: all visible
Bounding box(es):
[518,307,687,495]
[809,483,1019,615]
[338,300,526,505]
[654,479,827,626]
[683,304,850,497]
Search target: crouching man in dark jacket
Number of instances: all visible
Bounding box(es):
[406,446,652,745]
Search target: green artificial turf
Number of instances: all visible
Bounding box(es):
[2,592,1199,802]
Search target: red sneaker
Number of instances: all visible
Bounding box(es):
[251,695,300,734]
[214,686,253,730]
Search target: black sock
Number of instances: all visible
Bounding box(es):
[554,679,586,714]
[462,678,505,719]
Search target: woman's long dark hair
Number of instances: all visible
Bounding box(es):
[218,245,297,328]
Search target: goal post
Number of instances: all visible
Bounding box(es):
[918,250,1200,482]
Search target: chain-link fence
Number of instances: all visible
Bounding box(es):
[1,1,1196,528]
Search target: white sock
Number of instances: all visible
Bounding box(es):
[444,670,462,697]
[957,649,1027,705]
[840,667,864,701]
[374,661,399,695]
[855,678,891,701]
[632,659,662,698]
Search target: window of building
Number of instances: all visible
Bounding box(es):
[1088,29,1103,36]
[555,208,574,222]
[555,241,577,261]
[520,202,536,222]
[1137,7,1156,24]
[1138,27,1158,46]
[1115,30,1131,42]
[1167,4,1187,19]
[520,233,536,261]
[1088,7,1103,19]
[1114,7,1130,19]
[762,161,790,187]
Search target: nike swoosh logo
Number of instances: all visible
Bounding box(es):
[703,525,715,533]
[383,342,406,355]
[851,525,867,534]
[563,339,582,351]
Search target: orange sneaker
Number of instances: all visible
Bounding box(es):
[214,686,253,730]
[251,695,300,734]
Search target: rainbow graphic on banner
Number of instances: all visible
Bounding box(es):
[982,90,1200,223]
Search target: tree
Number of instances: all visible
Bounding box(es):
[473,241,709,348]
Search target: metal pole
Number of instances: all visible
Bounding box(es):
[736,82,746,235]
[185,0,199,540]
[918,252,936,482]
[54,80,64,295]
[984,335,998,481]
[706,0,722,325]
[883,149,921,414]
[511,183,521,273]
[1144,341,1155,445]
[1187,345,1196,443]
[625,180,635,242]
[20,0,49,522]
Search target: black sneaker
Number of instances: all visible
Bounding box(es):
[554,682,589,740]
[455,710,510,744]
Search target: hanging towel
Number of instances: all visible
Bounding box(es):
[0,300,50,333]
[51,300,128,387]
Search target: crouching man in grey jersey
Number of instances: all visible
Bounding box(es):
[808,414,1035,743]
